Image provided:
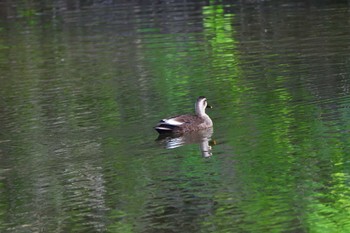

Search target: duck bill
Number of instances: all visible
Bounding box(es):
[206,105,213,109]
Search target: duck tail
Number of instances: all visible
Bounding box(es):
[154,124,177,134]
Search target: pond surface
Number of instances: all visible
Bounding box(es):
[1,0,350,232]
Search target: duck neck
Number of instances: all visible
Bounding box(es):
[195,104,206,117]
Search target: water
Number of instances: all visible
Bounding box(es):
[1,0,350,232]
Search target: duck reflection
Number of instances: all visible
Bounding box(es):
[156,128,215,157]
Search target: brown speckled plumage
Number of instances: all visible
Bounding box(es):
[154,96,213,134]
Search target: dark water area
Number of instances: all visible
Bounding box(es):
[1,0,350,232]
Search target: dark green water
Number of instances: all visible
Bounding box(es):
[1,1,350,232]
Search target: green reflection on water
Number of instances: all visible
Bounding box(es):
[198,3,350,233]
[1,1,350,233]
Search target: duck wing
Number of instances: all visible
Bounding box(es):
[155,115,203,133]
[159,114,203,126]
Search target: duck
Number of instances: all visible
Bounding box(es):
[154,96,213,134]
